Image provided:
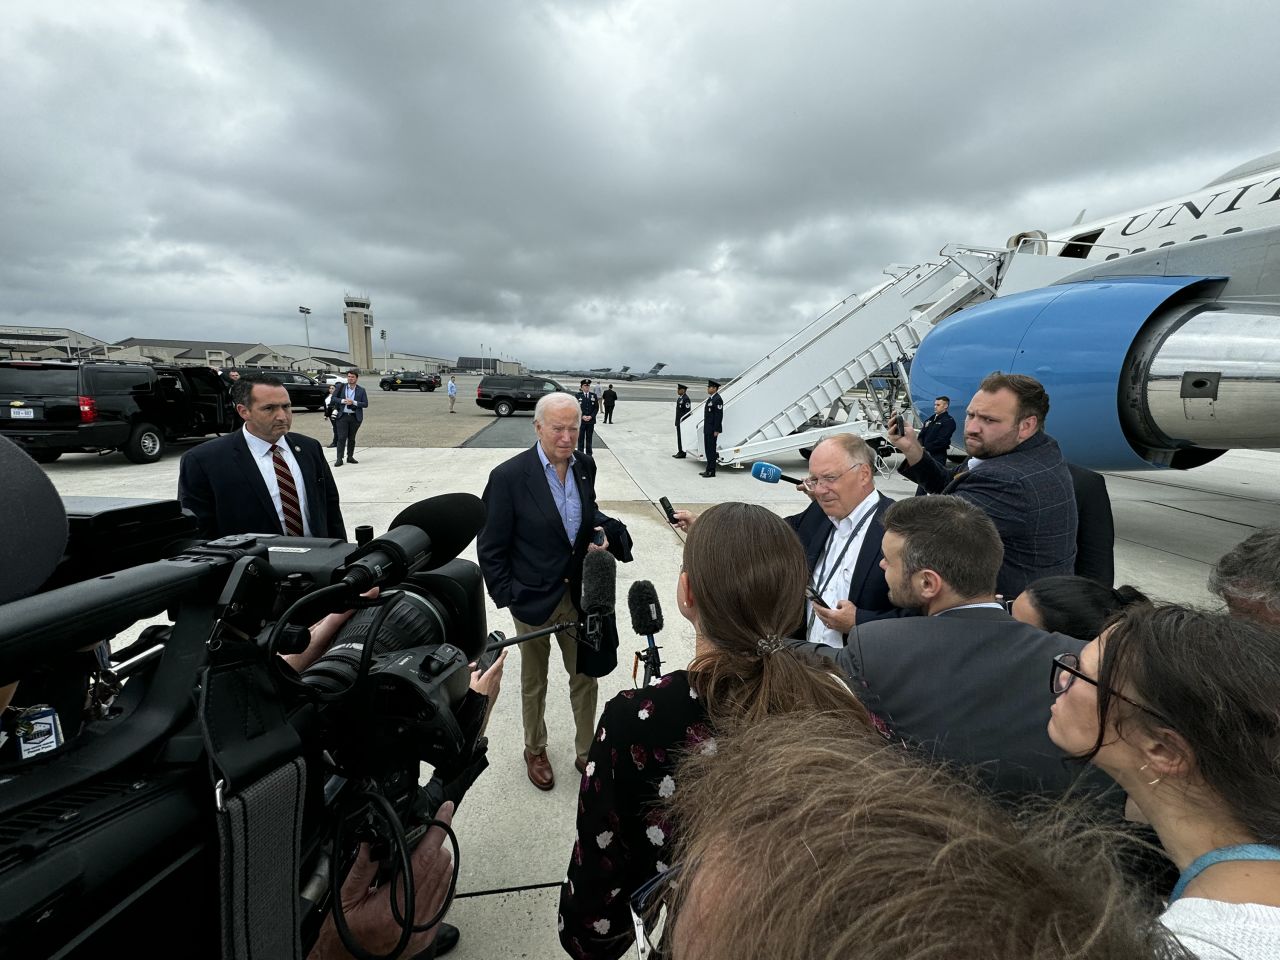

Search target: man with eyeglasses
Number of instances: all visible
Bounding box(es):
[787,433,905,643]
[791,494,1104,801]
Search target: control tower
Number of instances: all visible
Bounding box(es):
[342,294,374,371]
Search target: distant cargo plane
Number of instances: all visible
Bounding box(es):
[537,362,667,381]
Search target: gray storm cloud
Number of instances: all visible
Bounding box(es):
[2,0,1276,373]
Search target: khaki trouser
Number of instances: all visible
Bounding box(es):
[514,592,598,762]
[448,394,456,411]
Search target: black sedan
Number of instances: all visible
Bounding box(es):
[276,371,329,410]
[379,371,440,392]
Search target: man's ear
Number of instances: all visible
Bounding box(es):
[1017,415,1040,442]
[916,569,946,602]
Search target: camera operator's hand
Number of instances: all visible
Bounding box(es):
[308,801,456,960]
[283,587,381,672]
[670,508,696,532]
[469,649,506,701]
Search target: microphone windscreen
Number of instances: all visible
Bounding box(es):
[750,462,782,483]
[627,580,663,636]
[581,549,617,615]
[389,493,486,568]
[0,437,68,603]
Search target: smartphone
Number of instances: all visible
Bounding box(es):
[887,412,903,438]
[592,528,606,546]
[659,496,677,524]
[805,585,829,609]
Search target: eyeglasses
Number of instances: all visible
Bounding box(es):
[630,863,682,959]
[1049,653,1174,727]
[802,462,862,491]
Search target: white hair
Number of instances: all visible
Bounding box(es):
[534,391,579,424]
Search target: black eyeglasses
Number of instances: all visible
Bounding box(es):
[629,863,682,959]
[1049,653,1174,727]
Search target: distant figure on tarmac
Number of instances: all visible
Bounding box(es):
[447,375,458,413]
[700,380,723,478]
[673,383,691,458]
[601,384,617,423]
[333,370,369,467]
[576,378,598,456]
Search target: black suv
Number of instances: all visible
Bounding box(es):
[475,374,566,417]
[379,371,440,392]
[0,360,235,464]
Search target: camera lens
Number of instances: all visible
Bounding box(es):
[303,589,448,694]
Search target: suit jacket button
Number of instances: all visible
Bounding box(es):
[564,577,570,584]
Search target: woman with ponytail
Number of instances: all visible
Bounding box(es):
[557,502,871,960]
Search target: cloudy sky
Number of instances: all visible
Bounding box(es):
[3,1,1277,374]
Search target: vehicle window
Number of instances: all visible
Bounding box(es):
[541,381,558,392]
[0,367,79,395]
[90,368,153,393]
[158,374,185,393]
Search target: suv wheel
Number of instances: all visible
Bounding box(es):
[124,422,164,464]
[494,399,514,417]
[30,450,62,464]
[419,382,431,392]
[425,384,435,392]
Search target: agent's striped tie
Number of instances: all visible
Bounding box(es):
[271,445,305,536]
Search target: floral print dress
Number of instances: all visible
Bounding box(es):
[558,670,712,960]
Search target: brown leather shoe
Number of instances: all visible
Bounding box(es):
[525,749,554,791]
[575,757,588,775]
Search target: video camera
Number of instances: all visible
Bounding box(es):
[0,492,494,960]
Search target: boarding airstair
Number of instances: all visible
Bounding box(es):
[683,243,1081,466]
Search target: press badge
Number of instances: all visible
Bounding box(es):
[16,706,63,760]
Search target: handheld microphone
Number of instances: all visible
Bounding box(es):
[750,462,805,486]
[580,549,617,651]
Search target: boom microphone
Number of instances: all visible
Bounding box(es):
[389,492,487,568]
[580,550,617,650]
[627,581,663,637]
[750,462,804,486]
[0,436,69,603]
[627,580,664,684]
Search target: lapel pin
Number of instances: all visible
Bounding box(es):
[294,445,301,453]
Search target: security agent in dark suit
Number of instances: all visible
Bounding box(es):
[892,372,1076,599]
[332,370,370,467]
[787,434,910,641]
[916,396,956,461]
[700,380,724,478]
[792,495,1099,802]
[575,378,599,456]
[477,392,615,792]
[178,373,345,540]
[672,383,692,458]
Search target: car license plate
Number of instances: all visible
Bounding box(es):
[9,408,34,419]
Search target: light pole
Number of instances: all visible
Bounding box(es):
[380,328,388,371]
[298,306,312,373]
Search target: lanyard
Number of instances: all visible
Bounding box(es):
[1169,843,1280,903]
[806,507,875,635]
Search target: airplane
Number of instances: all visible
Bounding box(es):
[536,362,667,382]
[683,149,1280,472]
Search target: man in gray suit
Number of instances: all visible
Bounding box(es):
[793,495,1098,802]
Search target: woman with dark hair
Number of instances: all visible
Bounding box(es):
[557,502,872,960]
[1012,575,1149,640]
[1047,604,1280,958]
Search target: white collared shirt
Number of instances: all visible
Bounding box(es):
[242,427,312,536]
[807,491,882,648]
